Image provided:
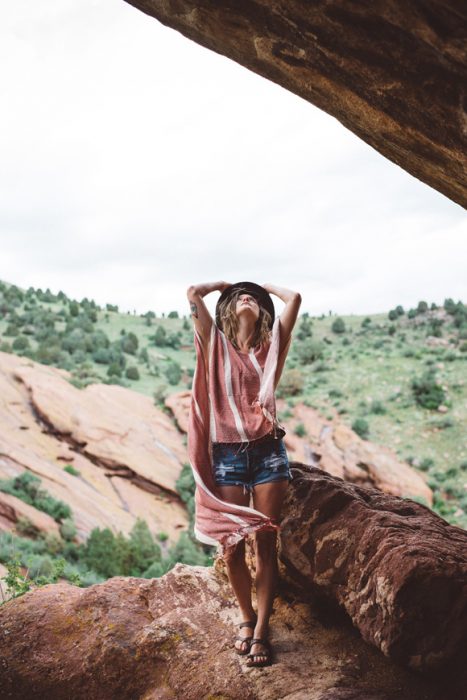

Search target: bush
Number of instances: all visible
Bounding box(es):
[12,335,30,351]
[15,516,41,539]
[411,370,446,410]
[294,423,307,437]
[164,361,182,386]
[92,347,112,364]
[153,326,167,347]
[121,332,139,355]
[331,317,346,334]
[296,339,325,365]
[0,472,71,523]
[59,518,77,542]
[63,464,80,476]
[125,366,140,381]
[107,362,122,378]
[352,417,369,439]
[419,457,434,471]
[276,369,304,398]
[369,400,386,415]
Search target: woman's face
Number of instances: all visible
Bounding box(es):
[235,293,260,322]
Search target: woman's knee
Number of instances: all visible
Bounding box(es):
[254,531,277,563]
[223,538,246,566]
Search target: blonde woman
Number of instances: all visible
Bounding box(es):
[187,281,301,666]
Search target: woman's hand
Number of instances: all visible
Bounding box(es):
[187,281,231,297]
[261,283,299,303]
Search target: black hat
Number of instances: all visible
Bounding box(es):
[215,281,275,330]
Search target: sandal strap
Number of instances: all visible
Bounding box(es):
[249,638,270,647]
[238,620,257,629]
[235,635,253,641]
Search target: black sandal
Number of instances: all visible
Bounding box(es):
[234,619,257,655]
[246,637,272,667]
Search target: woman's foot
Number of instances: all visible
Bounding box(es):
[246,637,272,667]
[234,617,257,654]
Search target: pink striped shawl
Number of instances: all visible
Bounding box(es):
[187,316,291,556]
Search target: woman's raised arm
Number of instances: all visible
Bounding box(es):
[261,283,302,356]
[186,281,231,346]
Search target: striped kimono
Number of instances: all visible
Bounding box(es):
[187,316,291,556]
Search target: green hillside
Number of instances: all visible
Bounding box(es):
[1,280,466,531]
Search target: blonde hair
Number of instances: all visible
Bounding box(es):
[217,288,272,351]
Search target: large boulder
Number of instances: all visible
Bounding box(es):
[279,464,467,672]
[124,0,467,207]
[0,562,463,700]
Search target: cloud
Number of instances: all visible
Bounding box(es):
[0,0,465,317]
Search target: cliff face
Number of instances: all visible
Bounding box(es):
[124,0,467,208]
[0,465,465,700]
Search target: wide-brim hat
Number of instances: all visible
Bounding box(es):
[215,281,275,330]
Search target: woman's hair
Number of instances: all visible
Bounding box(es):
[217,289,272,350]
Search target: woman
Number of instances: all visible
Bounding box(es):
[186,280,301,667]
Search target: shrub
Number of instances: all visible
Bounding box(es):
[153,326,167,347]
[276,369,304,398]
[164,361,182,386]
[82,527,125,578]
[153,385,168,405]
[296,339,325,365]
[63,464,80,476]
[294,423,307,437]
[107,362,122,378]
[69,301,80,317]
[369,400,386,415]
[166,333,181,350]
[15,516,41,539]
[93,347,112,364]
[352,417,369,439]
[125,366,140,381]
[419,457,435,471]
[411,370,446,409]
[0,472,71,523]
[121,332,139,355]
[331,317,346,334]
[417,301,428,314]
[59,518,77,542]
[127,518,162,575]
[12,335,30,352]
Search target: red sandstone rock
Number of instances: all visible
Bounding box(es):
[0,491,60,537]
[0,352,188,545]
[279,464,467,672]
[0,562,462,700]
[124,0,467,208]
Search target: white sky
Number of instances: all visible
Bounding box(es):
[1,0,466,318]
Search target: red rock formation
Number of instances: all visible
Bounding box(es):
[124,0,467,207]
[0,562,463,700]
[279,464,467,672]
[0,352,188,544]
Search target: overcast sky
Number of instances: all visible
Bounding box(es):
[1,0,465,319]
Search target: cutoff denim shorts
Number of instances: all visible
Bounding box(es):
[212,434,292,494]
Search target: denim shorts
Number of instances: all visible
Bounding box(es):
[212,435,292,494]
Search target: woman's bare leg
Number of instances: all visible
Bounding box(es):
[216,484,257,652]
[250,479,289,663]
